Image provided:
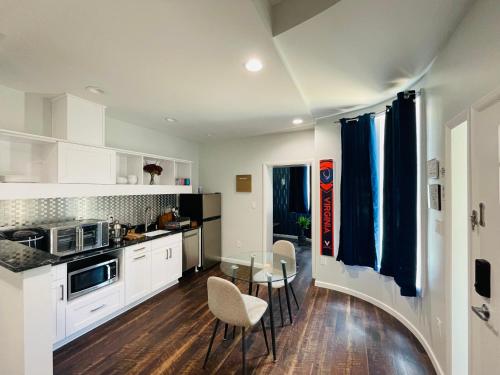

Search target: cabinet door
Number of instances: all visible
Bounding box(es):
[57,142,116,184]
[125,250,152,305]
[151,246,170,291]
[51,280,66,343]
[168,242,182,281]
[66,95,105,147]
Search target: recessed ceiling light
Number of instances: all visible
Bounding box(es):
[244,58,263,72]
[85,86,105,95]
[292,118,304,125]
[164,117,177,123]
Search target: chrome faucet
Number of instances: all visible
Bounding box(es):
[145,206,153,232]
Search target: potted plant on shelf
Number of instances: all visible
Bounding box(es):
[143,163,163,185]
[297,215,311,246]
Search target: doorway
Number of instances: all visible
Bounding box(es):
[272,165,312,252]
[262,160,315,277]
[448,118,469,375]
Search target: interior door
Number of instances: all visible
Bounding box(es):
[470,93,500,374]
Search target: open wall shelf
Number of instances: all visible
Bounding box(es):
[0,128,194,199]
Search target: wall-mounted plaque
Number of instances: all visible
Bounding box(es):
[427,159,440,179]
[236,174,252,192]
[429,184,442,210]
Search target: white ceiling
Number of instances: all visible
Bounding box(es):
[0,0,472,141]
[274,0,473,118]
[0,0,312,141]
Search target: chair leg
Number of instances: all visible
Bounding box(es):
[277,288,284,327]
[290,283,300,310]
[255,284,260,297]
[284,281,293,324]
[242,327,246,375]
[203,319,220,369]
[260,318,270,355]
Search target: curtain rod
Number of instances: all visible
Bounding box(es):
[332,90,421,125]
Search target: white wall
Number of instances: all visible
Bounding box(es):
[313,1,500,374]
[0,84,25,131]
[199,130,314,258]
[105,117,200,190]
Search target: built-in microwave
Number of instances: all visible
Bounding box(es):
[40,219,109,257]
[67,254,118,300]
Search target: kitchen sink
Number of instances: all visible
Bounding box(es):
[144,230,170,237]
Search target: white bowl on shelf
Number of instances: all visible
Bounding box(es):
[116,176,128,184]
[127,175,138,185]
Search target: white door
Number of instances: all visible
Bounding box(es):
[151,246,170,291]
[51,280,66,343]
[470,91,500,374]
[125,250,152,305]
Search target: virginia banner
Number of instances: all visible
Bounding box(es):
[320,159,334,256]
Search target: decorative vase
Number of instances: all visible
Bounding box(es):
[149,173,155,185]
[298,227,307,246]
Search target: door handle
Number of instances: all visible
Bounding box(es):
[479,202,486,227]
[90,304,106,313]
[471,304,490,322]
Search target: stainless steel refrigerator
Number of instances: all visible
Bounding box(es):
[179,193,221,269]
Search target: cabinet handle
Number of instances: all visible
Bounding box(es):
[169,248,172,259]
[133,254,146,261]
[60,284,64,301]
[165,248,169,260]
[134,247,146,252]
[90,304,106,313]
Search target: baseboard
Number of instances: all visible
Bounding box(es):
[314,280,444,375]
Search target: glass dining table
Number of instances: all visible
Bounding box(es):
[219,251,298,361]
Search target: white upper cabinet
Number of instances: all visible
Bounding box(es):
[52,94,106,147]
[54,142,116,184]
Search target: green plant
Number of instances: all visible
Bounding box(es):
[297,216,311,230]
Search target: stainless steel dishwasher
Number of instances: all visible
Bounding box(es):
[182,228,200,272]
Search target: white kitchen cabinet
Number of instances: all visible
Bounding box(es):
[124,243,152,305]
[53,142,116,184]
[51,264,67,344]
[66,283,123,336]
[151,234,182,291]
[52,93,106,147]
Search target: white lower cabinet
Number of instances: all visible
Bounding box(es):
[51,264,67,344]
[53,235,183,346]
[124,243,153,305]
[151,233,183,291]
[66,283,123,336]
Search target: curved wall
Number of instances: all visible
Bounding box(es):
[312,2,500,374]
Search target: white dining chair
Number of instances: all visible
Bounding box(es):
[203,276,269,374]
[254,240,300,326]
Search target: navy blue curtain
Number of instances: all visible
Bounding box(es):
[289,166,309,213]
[380,91,417,297]
[337,113,378,268]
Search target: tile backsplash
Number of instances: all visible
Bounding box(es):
[0,194,177,229]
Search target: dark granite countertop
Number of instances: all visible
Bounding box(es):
[0,240,59,273]
[0,227,198,273]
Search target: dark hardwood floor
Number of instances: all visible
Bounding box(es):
[54,242,435,374]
